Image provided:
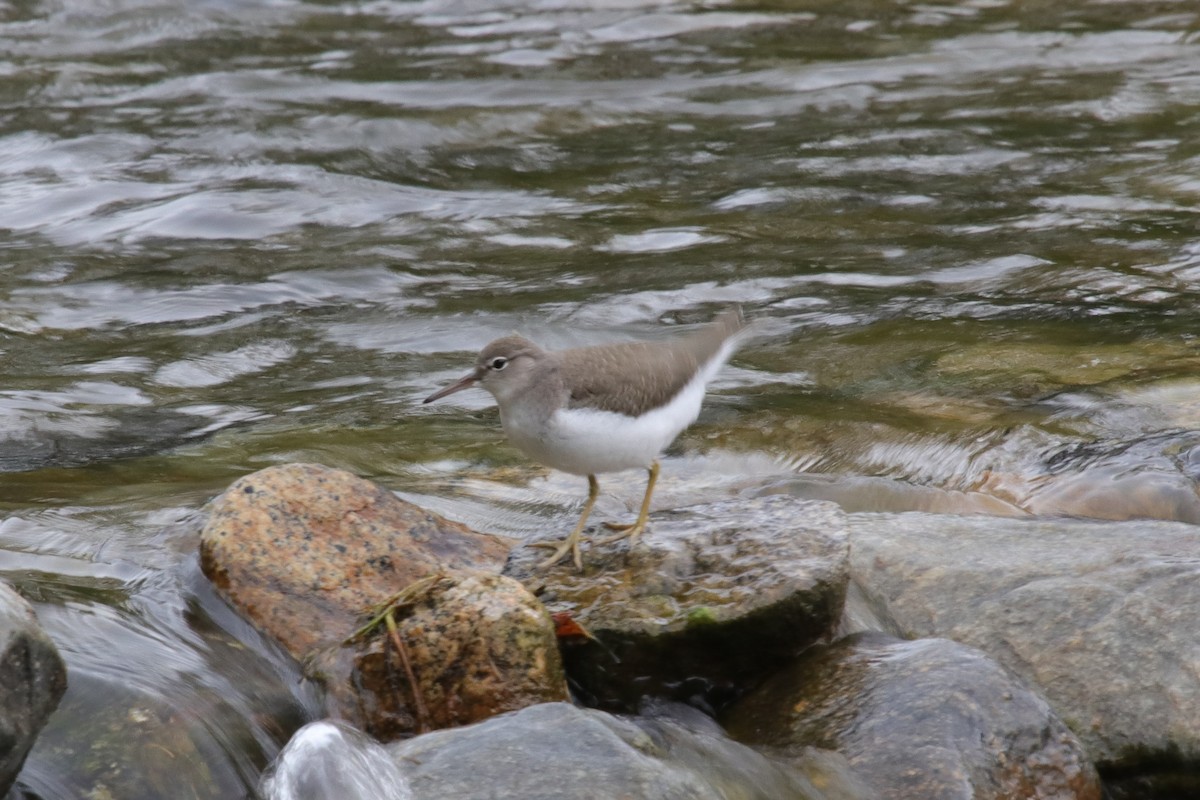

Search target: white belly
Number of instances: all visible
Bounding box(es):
[500,374,709,475]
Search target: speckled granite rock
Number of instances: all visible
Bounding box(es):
[311,570,568,740]
[724,633,1102,800]
[0,581,67,797]
[199,464,566,738]
[199,463,512,654]
[504,495,849,710]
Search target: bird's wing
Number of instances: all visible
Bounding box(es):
[562,341,700,417]
[562,309,746,417]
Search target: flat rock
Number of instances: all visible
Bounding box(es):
[264,702,870,800]
[505,495,849,710]
[724,633,1102,800]
[846,512,1200,775]
[0,581,67,797]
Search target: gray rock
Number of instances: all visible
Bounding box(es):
[18,670,257,799]
[0,581,66,796]
[388,701,859,800]
[0,407,222,473]
[505,496,849,710]
[1015,432,1200,523]
[724,633,1102,800]
[846,512,1200,771]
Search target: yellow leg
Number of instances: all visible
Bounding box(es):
[532,474,600,571]
[598,460,659,546]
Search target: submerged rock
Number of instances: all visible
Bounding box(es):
[0,582,67,797]
[724,633,1102,800]
[262,701,865,800]
[847,511,1200,781]
[0,407,223,474]
[199,464,567,738]
[16,670,265,800]
[504,495,849,710]
[265,702,876,800]
[984,431,1200,523]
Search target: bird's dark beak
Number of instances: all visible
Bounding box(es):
[423,372,478,404]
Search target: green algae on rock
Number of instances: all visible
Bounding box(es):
[504,495,849,711]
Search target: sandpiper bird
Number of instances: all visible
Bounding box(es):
[423,308,749,570]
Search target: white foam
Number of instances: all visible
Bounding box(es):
[260,721,412,800]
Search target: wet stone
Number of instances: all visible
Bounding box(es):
[724,633,1103,800]
[199,463,512,655]
[986,431,1200,523]
[504,495,849,711]
[264,703,874,800]
[847,511,1200,778]
[0,581,67,797]
[199,464,566,738]
[17,670,265,800]
[388,701,850,800]
[311,570,569,740]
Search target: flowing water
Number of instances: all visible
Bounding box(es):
[1,0,1198,795]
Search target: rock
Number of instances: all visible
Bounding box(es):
[199,463,512,655]
[723,633,1102,800]
[0,581,67,797]
[260,702,865,800]
[311,570,569,740]
[17,670,259,800]
[504,495,849,710]
[770,472,1026,516]
[847,512,1200,775]
[624,700,874,800]
[199,464,567,738]
[0,407,222,473]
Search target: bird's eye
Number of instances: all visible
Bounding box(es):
[489,357,508,370]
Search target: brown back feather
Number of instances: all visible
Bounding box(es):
[561,308,745,417]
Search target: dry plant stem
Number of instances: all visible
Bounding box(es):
[386,610,429,733]
[346,573,444,644]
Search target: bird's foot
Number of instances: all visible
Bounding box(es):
[530,530,584,571]
[595,461,656,548]
[529,475,599,572]
[595,517,648,546]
